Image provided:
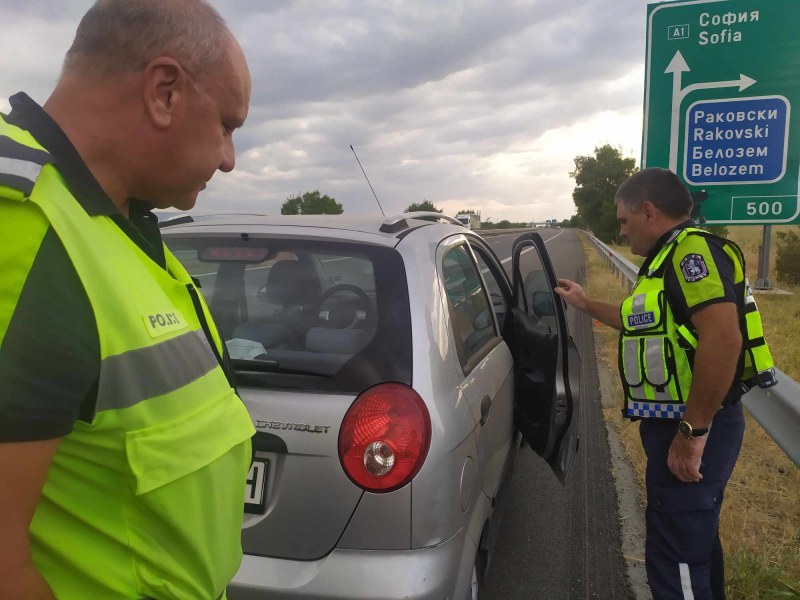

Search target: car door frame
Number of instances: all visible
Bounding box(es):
[436,235,516,498]
[507,232,580,483]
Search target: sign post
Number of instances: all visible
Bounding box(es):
[643,0,800,227]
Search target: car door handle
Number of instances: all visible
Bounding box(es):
[480,395,492,426]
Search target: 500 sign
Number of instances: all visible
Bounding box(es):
[731,196,799,222]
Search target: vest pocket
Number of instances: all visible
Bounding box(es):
[621,290,666,334]
[621,336,680,402]
[642,337,669,387]
[124,392,254,599]
[622,337,643,387]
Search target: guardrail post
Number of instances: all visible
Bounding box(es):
[755,225,773,290]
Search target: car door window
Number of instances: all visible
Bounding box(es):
[518,255,558,332]
[442,244,497,368]
[470,246,509,332]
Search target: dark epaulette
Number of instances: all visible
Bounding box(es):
[0,135,53,196]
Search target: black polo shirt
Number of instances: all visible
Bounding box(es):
[0,93,166,442]
[640,220,745,405]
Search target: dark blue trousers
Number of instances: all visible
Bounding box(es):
[639,402,744,600]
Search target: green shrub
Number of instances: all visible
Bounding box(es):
[725,550,800,599]
[702,224,729,238]
[776,229,800,285]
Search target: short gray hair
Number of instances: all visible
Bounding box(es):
[63,0,230,80]
[615,167,693,219]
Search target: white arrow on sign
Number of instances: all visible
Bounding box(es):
[666,50,757,172]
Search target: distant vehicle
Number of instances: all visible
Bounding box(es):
[161,213,581,600]
[456,212,481,230]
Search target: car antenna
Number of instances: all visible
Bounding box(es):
[350,144,385,217]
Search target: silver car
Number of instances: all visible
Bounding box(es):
[161,213,581,600]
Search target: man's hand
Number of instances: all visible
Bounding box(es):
[554,279,623,330]
[0,439,60,599]
[667,433,707,483]
[554,278,588,310]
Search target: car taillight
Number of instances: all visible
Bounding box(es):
[338,383,431,493]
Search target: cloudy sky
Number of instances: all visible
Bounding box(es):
[0,0,648,222]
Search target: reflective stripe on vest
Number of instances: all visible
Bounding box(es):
[0,134,52,196]
[644,337,668,386]
[0,156,43,194]
[97,329,219,412]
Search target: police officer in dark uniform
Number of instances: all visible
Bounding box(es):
[555,167,774,599]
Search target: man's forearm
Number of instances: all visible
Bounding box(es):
[0,563,56,600]
[0,439,61,600]
[683,331,742,428]
[584,299,623,330]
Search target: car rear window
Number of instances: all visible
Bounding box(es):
[165,236,412,393]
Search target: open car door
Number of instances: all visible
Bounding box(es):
[509,233,581,483]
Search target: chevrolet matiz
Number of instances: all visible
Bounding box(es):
[161,212,581,600]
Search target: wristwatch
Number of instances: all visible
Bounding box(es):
[678,419,709,439]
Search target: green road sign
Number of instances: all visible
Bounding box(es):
[643,0,800,224]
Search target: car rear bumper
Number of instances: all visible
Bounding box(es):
[228,528,468,600]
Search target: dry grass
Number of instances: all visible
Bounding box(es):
[580,233,800,598]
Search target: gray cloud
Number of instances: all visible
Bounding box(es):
[0,0,647,221]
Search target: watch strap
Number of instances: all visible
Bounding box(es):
[679,419,708,438]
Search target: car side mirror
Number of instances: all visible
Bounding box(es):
[473,307,493,331]
[531,291,555,316]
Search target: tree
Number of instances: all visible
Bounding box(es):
[281,190,343,215]
[404,200,442,213]
[567,214,586,229]
[569,145,637,243]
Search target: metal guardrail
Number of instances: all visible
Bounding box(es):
[583,231,800,467]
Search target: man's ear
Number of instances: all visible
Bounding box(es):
[141,57,183,130]
[641,200,657,222]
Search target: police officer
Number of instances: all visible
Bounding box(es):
[555,167,774,599]
[0,1,254,598]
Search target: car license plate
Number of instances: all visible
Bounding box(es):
[244,459,269,514]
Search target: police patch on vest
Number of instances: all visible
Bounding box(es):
[680,254,709,282]
[627,311,656,328]
[143,310,187,338]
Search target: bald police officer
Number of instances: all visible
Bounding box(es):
[0,1,254,598]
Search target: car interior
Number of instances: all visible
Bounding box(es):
[193,247,379,378]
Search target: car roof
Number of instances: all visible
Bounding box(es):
[158,213,470,247]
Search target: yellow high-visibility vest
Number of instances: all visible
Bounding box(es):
[619,227,775,419]
[0,114,255,599]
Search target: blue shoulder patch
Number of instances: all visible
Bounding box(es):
[680,254,709,282]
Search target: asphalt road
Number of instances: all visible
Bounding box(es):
[479,229,633,600]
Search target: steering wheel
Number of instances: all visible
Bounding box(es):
[318,284,374,329]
